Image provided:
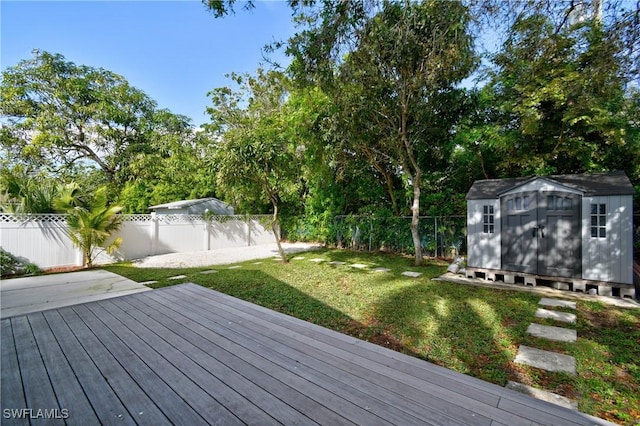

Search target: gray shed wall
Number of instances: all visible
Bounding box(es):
[467,199,501,269]
[581,195,633,284]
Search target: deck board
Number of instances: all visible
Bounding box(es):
[26,312,100,426]
[1,320,29,426]
[10,315,64,425]
[1,282,616,426]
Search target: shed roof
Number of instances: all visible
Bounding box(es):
[149,197,233,214]
[466,171,634,200]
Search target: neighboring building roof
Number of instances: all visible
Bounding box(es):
[149,197,234,215]
[466,171,635,200]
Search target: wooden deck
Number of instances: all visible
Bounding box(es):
[1,283,613,425]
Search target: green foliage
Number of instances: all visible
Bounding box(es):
[206,69,304,261]
[54,184,123,267]
[1,50,203,210]
[0,167,60,213]
[0,248,41,277]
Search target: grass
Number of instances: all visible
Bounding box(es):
[104,248,640,425]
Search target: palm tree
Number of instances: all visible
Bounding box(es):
[54,184,123,268]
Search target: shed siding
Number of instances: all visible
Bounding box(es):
[467,199,501,269]
[581,195,633,284]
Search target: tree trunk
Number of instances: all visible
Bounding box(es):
[410,170,423,266]
[271,201,288,263]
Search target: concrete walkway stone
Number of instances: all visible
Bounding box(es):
[526,323,577,342]
[309,258,325,263]
[514,345,576,374]
[350,264,368,269]
[535,308,576,324]
[228,266,242,269]
[328,261,346,265]
[372,267,391,273]
[505,381,578,410]
[401,271,422,278]
[539,298,577,310]
[168,275,187,280]
[199,270,218,274]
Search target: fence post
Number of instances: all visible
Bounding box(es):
[203,220,210,251]
[150,212,159,255]
[246,215,252,246]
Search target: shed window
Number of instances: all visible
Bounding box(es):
[590,203,606,238]
[483,205,494,234]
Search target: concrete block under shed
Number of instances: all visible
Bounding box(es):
[572,281,586,293]
[551,282,570,291]
[598,285,613,297]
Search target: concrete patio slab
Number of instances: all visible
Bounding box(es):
[199,270,218,274]
[526,323,577,342]
[372,267,391,273]
[514,345,576,374]
[539,298,577,310]
[505,381,578,410]
[0,270,150,319]
[535,308,577,324]
[350,263,368,269]
[401,271,422,278]
[328,261,346,265]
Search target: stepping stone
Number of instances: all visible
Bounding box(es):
[328,261,346,265]
[514,345,576,374]
[539,298,576,310]
[228,266,242,269]
[505,381,578,410]
[252,262,263,265]
[139,281,157,286]
[526,323,577,343]
[350,264,368,269]
[199,270,218,274]
[535,308,576,324]
[401,271,422,278]
[168,275,187,280]
[372,267,391,273]
[309,258,325,263]
[292,256,305,260]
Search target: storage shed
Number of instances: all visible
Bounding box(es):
[466,171,635,298]
[149,197,234,216]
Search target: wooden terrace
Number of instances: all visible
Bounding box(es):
[1,283,613,425]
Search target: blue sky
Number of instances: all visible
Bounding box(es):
[1,1,297,126]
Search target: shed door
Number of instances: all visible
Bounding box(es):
[538,192,581,277]
[501,192,581,278]
[501,192,538,274]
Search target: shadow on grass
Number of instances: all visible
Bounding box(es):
[371,280,540,384]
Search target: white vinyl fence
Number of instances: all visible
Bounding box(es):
[0,213,276,269]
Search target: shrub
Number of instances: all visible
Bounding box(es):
[0,248,41,277]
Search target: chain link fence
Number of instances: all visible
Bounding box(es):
[331,215,466,257]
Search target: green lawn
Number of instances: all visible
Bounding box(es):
[104,248,640,425]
